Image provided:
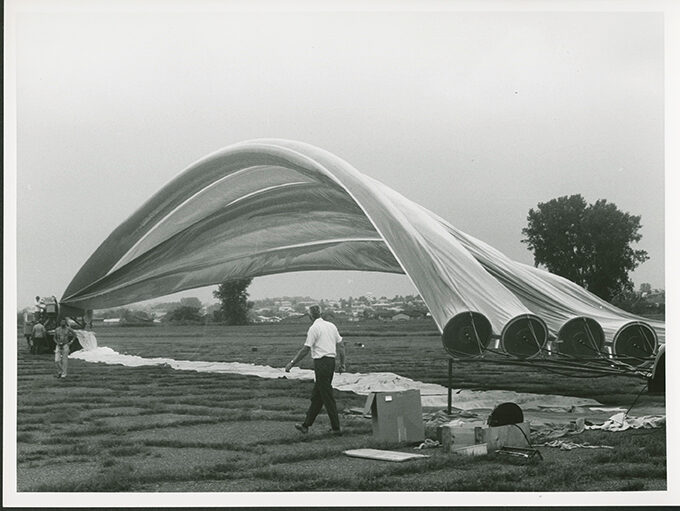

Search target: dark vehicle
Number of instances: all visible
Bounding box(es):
[31,296,86,354]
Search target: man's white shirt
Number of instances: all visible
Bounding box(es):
[304,318,342,359]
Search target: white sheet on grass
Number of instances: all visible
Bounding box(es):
[71,345,601,410]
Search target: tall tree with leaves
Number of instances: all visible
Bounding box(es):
[521,194,649,302]
[213,278,254,325]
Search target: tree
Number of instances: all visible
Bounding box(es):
[213,278,254,325]
[164,306,204,324]
[610,290,647,315]
[521,194,649,302]
[180,297,202,309]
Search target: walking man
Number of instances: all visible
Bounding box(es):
[54,319,75,378]
[285,305,346,435]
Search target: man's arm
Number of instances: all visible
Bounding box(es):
[285,345,310,372]
[336,341,346,373]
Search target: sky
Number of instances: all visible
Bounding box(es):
[10,3,666,308]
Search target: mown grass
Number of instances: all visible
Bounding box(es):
[14,324,666,492]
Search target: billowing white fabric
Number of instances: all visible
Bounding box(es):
[74,330,98,351]
[412,197,665,343]
[61,139,663,346]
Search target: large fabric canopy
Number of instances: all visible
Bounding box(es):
[61,139,663,354]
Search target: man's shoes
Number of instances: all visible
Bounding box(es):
[294,424,308,434]
[60,374,66,378]
[329,429,343,436]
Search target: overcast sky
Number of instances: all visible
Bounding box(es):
[11,4,665,308]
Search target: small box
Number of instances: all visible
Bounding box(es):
[440,421,486,452]
[450,443,488,456]
[363,389,424,443]
[484,422,531,451]
[441,421,531,453]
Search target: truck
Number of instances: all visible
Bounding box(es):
[29,296,91,354]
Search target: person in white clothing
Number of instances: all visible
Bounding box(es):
[285,305,346,434]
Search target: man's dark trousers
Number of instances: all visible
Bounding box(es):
[303,356,340,431]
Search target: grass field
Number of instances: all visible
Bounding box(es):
[15,321,666,492]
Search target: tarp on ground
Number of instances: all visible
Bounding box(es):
[70,346,600,410]
[60,139,664,345]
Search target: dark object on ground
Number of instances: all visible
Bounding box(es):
[251,347,258,352]
[487,402,524,427]
[31,335,55,355]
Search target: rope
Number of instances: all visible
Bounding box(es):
[582,318,607,357]
[449,356,649,379]
[638,324,656,355]
[526,315,544,357]
[624,381,650,418]
[468,311,486,355]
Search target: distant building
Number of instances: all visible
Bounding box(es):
[281,314,307,323]
[392,313,410,321]
[376,311,396,321]
[255,315,281,323]
[646,292,665,305]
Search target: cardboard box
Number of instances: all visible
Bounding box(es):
[363,389,424,443]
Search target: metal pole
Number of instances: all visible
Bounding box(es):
[447,357,453,414]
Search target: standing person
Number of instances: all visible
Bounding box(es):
[285,305,346,435]
[23,312,34,350]
[34,296,45,323]
[53,319,75,378]
[30,321,46,355]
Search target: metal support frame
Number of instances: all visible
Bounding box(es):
[447,357,453,414]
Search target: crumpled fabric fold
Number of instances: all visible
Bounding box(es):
[539,439,614,450]
[585,412,666,432]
